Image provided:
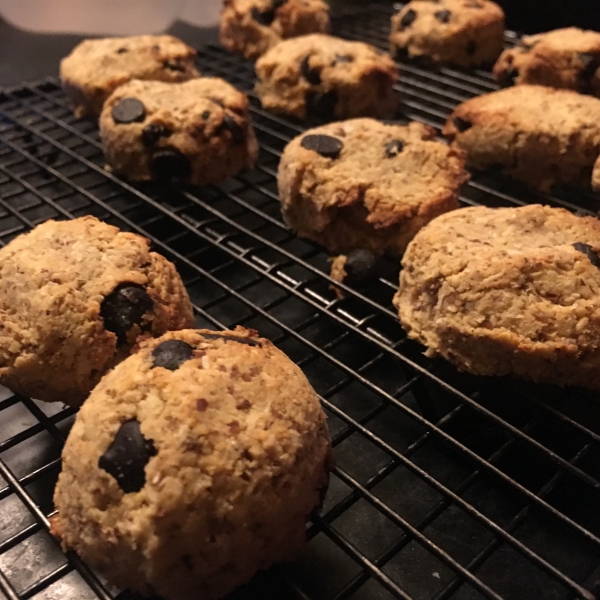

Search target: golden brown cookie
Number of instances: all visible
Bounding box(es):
[53,327,333,600]
[494,28,600,94]
[278,118,468,256]
[443,85,600,190]
[220,0,331,60]
[390,0,505,67]
[395,204,600,389]
[60,35,200,118]
[99,78,258,186]
[0,216,194,405]
[255,35,399,121]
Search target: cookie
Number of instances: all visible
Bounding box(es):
[0,217,194,405]
[443,85,600,190]
[277,118,469,256]
[494,28,600,94]
[255,35,399,121]
[53,327,333,600]
[99,78,258,186]
[390,0,505,67]
[220,0,331,60]
[60,35,200,119]
[395,204,600,389]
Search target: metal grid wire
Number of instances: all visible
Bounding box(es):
[0,3,598,600]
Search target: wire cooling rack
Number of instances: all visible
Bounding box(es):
[0,3,599,600]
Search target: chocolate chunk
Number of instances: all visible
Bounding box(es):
[344,249,378,287]
[111,98,146,125]
[98,419,157,494]
[499,67,519,87]
[201,333,261,346]
[163,59,186,72]
[116,47,128,54]
[152,44,160,51]
[141,123,171,147]
[573,242,600,268]
[384,139,404,158]
[453,116,472,132]
[300,55,321,85]
[152,340,194,370]
[300,134,343,158]
[399,8,417,30]
[434,9,451,23]
[466,40,477,56]
[201,110,211,120]
[101,283,153,345]
[306,90,337,121]
[333,54,354,66]
[151,148,191,181]
[219,114,245,144]
[577,52,600,94]
[251,6,276,25]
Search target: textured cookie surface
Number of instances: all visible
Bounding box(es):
[99,78,258,186]
[220,0,330,60]
[390,0,505,67]
[53,327,332,600]
[494,28,600,94]
[278,118,468,256]
[0,217,194,405]
[60,36,200,118]
[256,35,399,121]
[443,85,600,190]
[395,204,600,389]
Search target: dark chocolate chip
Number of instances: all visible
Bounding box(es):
[300,134,343,158]
[152,44,160,51]
[384,139,404,158]
[333,54,354,66]
[251,6,276,26]
[141,123,171,147]
[499,67,519,87]
[219,114,245,144]
[453,116,472,132]
[300,55,321,85]
[434,9,451,23]
[573,242,600,268]
[201,110,211,119]
[117,47,128,54]
[152,340,194,370]
[111,97,146,125]
[163,59,186,72]
[201,333,261,346]
[577,52,600,94]
[466,40,477,56]
[151,148,191,181]
[100,283,153,345]
[209,97,225,108]
[98,419,157,494]
[306,90,337,121]
[399,8,417,30]
[344,249,378,287]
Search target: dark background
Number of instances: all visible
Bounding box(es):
[0,1,597,88]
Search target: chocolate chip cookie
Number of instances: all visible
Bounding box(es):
[220,0,331,60]
[390,0,505,67]
[99,78,258,185]
[443,85,600,190]
[395,204,600,389]
[60,35,200,119]
[255,35,399,121]
[278,118,469,256]
[494,28,600,94]
[0,217,194,405]
[53,327,333,600]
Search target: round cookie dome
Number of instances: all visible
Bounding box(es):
[0,216,194,405]
[53,328,332,600]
